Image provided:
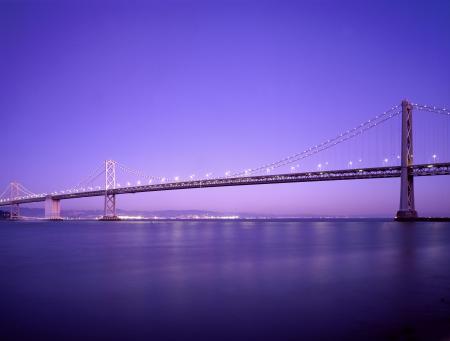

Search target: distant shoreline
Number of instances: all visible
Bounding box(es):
[2,217,450,222]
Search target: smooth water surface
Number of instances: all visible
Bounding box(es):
[1,220,449,340]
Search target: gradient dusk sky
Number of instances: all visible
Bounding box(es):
[1,0,449,216]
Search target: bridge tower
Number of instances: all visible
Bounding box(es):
[9,182,20,220]
[101,160,120,220]
[396,100,418,220]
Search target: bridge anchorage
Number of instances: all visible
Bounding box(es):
[0,99,449,221]
[45,196,62,221]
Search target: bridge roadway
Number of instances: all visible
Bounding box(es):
[1,162,449,206]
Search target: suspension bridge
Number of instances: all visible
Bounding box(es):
[1,100,449,221]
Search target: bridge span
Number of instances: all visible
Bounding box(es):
[1,163,449,219]
[1,100,449,220]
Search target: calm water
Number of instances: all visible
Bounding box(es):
[0,220,449,340]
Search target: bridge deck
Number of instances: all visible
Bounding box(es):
[1,163,449,206]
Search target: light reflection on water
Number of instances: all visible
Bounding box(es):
[0,220,449,340]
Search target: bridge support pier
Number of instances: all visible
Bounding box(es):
[10,204,20,220]
[45,197,62,220]
[100,160,120,221]
[8,182,20,220]
[396,100,418,221]
[100,193,120,220]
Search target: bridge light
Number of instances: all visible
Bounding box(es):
[148,180,152,184]
[137,180,141,185]
[432,154,437,161]
[174,176,179,181]
[161,178,166,182]
[225,171,231,176]
[189,174,195,180]
[117,183,121,187]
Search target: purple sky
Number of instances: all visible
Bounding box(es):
[1,0,449,216]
